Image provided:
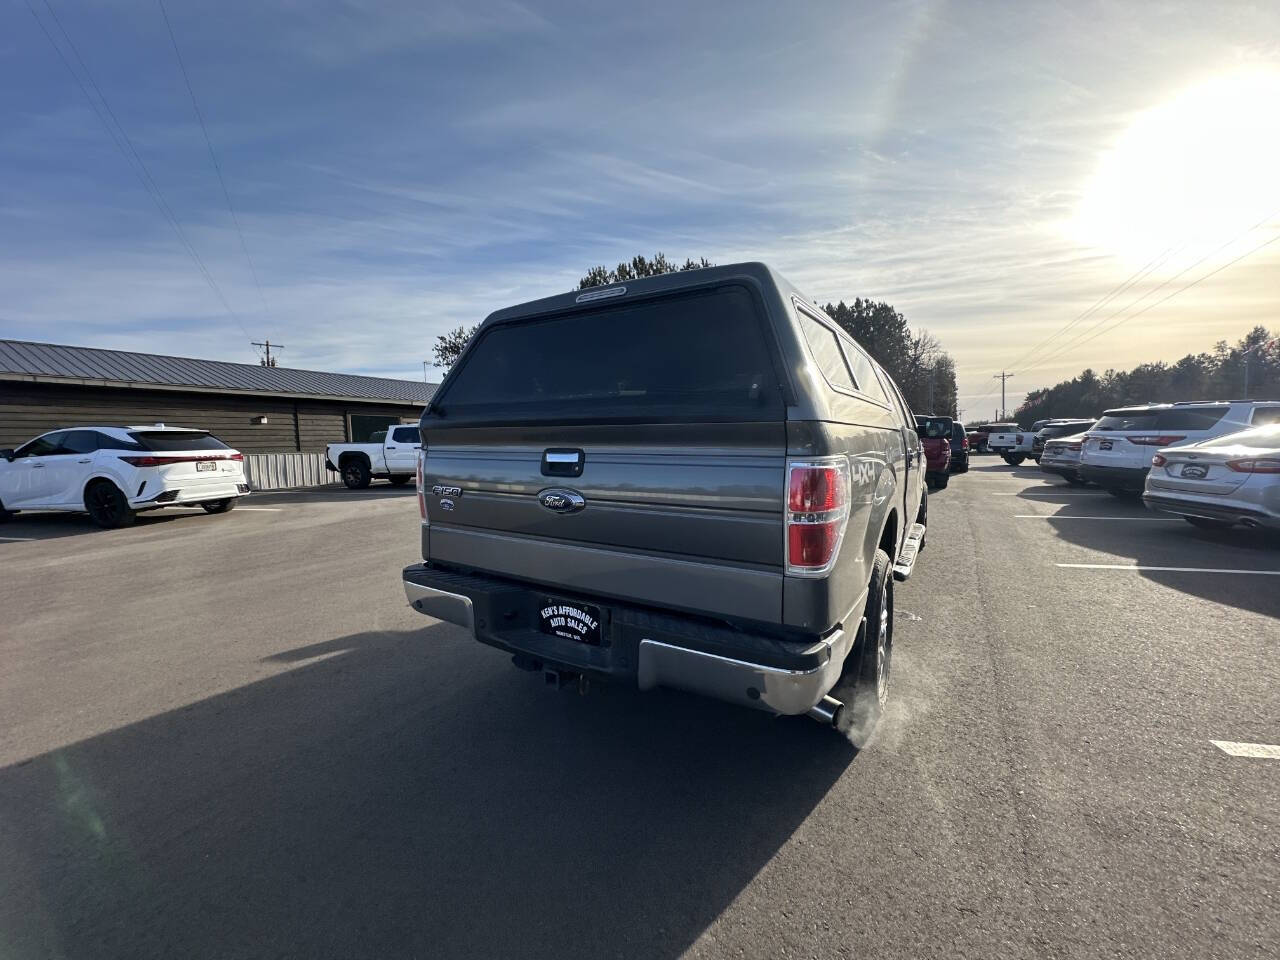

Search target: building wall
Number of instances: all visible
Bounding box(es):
[0,382,420,454]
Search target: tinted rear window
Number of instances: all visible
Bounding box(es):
[1041,422,1093,439]
[391,426,420,443]
[917,417,952,439]
[435,286,783,421]
[1157,406,1228,431]
[1095,411,1159,431]
[130,431,230,451]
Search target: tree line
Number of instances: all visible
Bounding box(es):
[432,253,960,420]
[1013,326,1279,425]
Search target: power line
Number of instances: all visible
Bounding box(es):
[1022,211,1280,378]
[1044,229,1280,359]
[1011,242,1183,374]
[27,0,250,343]
[157,0,270,324]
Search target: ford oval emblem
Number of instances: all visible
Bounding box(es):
[538,488,586,514]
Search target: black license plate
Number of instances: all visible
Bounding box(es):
[1180,464,1208,479]
[539,598,602,645]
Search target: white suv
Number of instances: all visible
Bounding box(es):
[1079,401,1280,495]
[0,425,250,528]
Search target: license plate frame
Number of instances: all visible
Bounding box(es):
[1180,463,1208,479]
[195,460,217,472]
[538,597,603,645]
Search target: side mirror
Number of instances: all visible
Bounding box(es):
[0,449,14,462]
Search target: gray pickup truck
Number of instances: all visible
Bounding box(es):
[402,263,927,736]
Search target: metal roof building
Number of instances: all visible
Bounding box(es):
[0,339,438,489]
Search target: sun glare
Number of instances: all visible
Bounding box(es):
[1073,68,1280,263]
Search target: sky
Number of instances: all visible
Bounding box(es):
[3,0,1279,417]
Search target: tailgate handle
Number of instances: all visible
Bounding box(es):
[542,448,584,477]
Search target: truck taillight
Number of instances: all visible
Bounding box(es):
[786,458,850,577]
[416,450,427,521]
[1126,435,1186,446]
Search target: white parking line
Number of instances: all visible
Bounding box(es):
[234,507,283,512]
[1057,563,1280,575]
[992,492,1105,496]
[1211,740,1280,760]
[1014,515,1177,520]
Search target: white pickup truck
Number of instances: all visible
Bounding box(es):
[325,424,420,489]
[989,419,1058,465]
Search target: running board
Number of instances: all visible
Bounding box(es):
[893,522,926,581]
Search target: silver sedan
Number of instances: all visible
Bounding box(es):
[1039,432,1089,485]
[1142,424,1280,531]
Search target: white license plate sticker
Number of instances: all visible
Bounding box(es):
[196,460,217,472]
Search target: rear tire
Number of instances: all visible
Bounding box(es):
[1185,516,1230,530]
[85,480,136,529]
[0,496,12,522]
[341,458,372,490]
[388,475,412,487]
[839,548,893,747]
[200,498,237,514]
[935,472,949,489]
[1003,454,1026,466]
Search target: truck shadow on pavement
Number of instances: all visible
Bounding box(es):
[0,627,856,960]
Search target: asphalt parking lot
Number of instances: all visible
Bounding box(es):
[1,465,1276,959]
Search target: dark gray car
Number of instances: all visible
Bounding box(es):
[402,263,927,735]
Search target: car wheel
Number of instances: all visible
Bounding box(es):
[935,472,949,489]
[839,547,893,747]
[1185,516,1230,530]
[200,498,237,514]
[341,458,372,489]
[1008,455,1026,466]
[388,475,412,486]
[84,480,136,529]
[0,496,12,521]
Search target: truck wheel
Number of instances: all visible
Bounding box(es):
[388,475,412,487]
[0,496,12,521]
[935,472,949,490]
[839,548,893,747]
[341,458,372,489]
[200,498,237,514]
[85,480,136,529]
[1003,454,1026,466]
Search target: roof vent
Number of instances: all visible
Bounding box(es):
[575,286,626,304]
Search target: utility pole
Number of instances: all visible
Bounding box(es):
[423,361,429,382]
[252,340,284,367]
[993,371,1014,419]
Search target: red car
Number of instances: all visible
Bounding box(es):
[915,415,953,489]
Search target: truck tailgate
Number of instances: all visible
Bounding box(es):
[422,422,786,623]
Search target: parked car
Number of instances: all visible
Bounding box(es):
[1032,419,1095,462]
[1080,401,1280,496]
[401,262,928,736]
[915,415,953,488]
[1039,432,1090,485]
[0,424,249,528]
[984,422,1025,460]
[1143,424,1280,531]
[949,420,970,473]
[967,427,988,454]
[326,424,420,488]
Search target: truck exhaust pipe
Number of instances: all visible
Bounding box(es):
[807,695,844,726]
